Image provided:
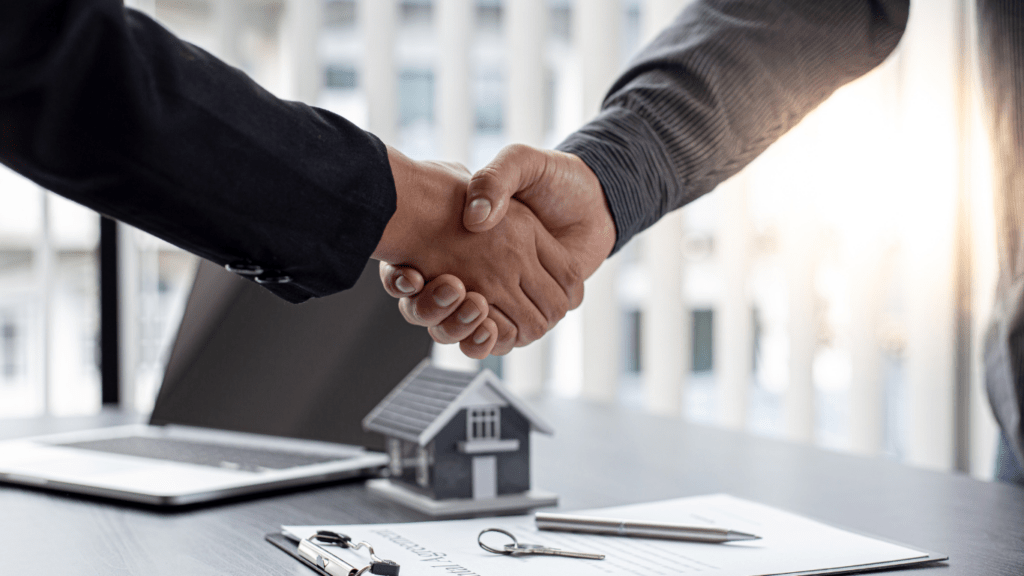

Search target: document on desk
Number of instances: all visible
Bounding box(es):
[279,494,946,576]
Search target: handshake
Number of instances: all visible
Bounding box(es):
[371,143,616,359]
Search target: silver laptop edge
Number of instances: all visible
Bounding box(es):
[0,425,389,506]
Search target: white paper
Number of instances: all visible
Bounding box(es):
[283,494,929,576]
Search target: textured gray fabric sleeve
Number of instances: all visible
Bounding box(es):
[556,0,910,253]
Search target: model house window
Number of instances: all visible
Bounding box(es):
[468,407,500,441]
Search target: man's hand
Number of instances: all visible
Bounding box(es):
[379,144,615,354]
[373,146,583,358]
[462,144,615,277]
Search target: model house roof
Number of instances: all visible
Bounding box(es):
[362,359,553,445]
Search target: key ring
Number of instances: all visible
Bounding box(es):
[478,528,519,555]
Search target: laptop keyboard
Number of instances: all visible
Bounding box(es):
[54,436,350,472]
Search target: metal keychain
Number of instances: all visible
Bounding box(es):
[477,528,605,560]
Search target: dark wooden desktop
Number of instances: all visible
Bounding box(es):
[2,398,1022,575]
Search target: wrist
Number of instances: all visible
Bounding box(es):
[373,146,420,263]
[563,152,617,275]
[372,146,469,270]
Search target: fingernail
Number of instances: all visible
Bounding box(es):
[433,284,459,307]
[473,328,491,344]
[466,198,492,226]
[458,304,481,324]
[395,275,415,294]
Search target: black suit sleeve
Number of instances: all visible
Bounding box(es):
[556,0,910,253]
[0,0,396,303]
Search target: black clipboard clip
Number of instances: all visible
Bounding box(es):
[296,530,400,576]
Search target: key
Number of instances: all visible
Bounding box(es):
[478,528,605,560]
[503,543,605,560]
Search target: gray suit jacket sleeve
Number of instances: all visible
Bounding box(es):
[556,0,910,254]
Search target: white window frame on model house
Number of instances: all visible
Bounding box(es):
[467,406,500,441]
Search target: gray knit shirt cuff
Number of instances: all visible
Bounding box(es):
[556,106,682,255]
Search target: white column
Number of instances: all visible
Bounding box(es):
[213,0,244,69]
[506,0,547,146]
[504,344,546,397]
[437,0,474,166]
[502,0,549,397]
[36,191,54,414]
[783,216,816,443]
[126,0,156,15]
[281,0,324,103]
[430,0,478,373]
[576,0,621,119]
[966,1,1000,477]
[576,0,622,403]
[360,0,399,144]
[638,0,692,416]
[901,0,958,471]
[641,212,687,415]
[641,0,690,43]
[715,175,751,429]
[117,225,140,412]
[847,241,885,455]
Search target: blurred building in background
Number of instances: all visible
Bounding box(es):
[0,0,1001,480]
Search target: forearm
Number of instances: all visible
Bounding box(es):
[0,0,395,303]
[557,0,910,253]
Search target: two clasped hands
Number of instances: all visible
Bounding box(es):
[370,144,616,359]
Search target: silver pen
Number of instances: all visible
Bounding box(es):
[535,512,761,543]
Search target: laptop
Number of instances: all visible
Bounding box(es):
[0,259,433,506]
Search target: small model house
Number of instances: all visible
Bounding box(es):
[362,360,557,516]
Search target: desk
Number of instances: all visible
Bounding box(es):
[1,398,1022,575]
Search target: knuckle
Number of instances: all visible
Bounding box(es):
[518,315,546,345]
[570,283,585,310]
[550,299,569,325]
[505,142,532,159]
[460,341,484,360]
[564,259,584,289]
[398,299,419,324]
[469,166,502,192]
[429,325,455,345]
[440,318,470,341]
[415,297,440,323]
[498,320,517,343]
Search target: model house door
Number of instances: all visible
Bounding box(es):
[472,455,497,499]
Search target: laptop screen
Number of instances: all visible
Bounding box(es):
[149,260,433,451]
